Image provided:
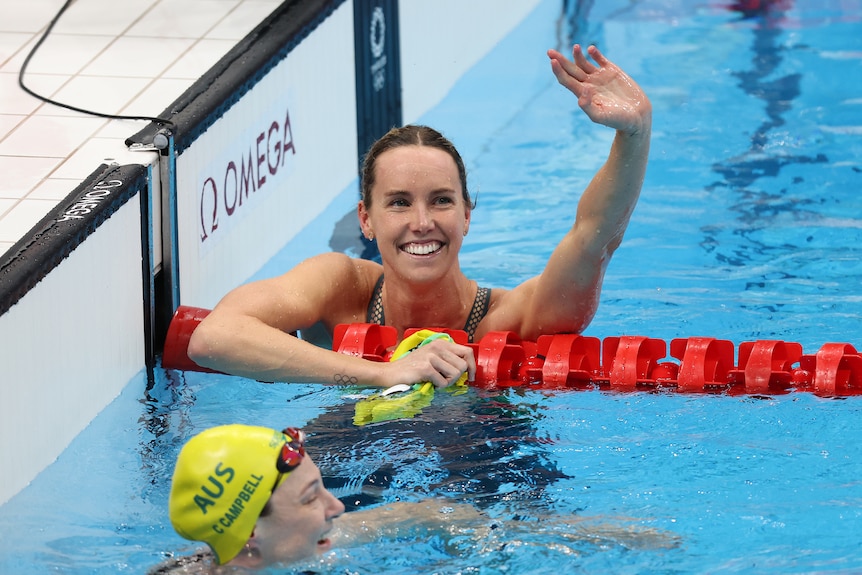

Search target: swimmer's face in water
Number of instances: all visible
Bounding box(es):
[245,456,345,566]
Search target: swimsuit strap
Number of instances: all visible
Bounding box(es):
[463,286,491,343]
[365,275,491,343]
[366,274,386,324]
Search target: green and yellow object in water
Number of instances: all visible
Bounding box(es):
[353,330,468,426]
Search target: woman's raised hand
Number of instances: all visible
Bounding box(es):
[548,44,651,137]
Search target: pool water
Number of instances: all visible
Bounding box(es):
[2,0,862,573]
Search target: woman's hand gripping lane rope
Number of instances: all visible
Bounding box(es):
[353,330,470,426]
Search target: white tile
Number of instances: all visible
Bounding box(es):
[49,0,157,36]
[0,1,65,33]
[121,77,198,118]
[82,36,196,78]
[0,156,62,199]
[0,71,69,115]
[0,198,57,243]
[1,34,114,75]
[0,32,33,64]
[43,75,152,117]
[0,114,24,137]
[0,115,107,158]
[163,38,236,79]
[0,198,15,218]
[207,1,282,40]
[28,178,82,201]
[127,0,241,39]
[51,137,154,180]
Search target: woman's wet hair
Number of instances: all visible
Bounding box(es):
[360,125,474,209]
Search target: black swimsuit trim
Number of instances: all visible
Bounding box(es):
[365,275,490,343]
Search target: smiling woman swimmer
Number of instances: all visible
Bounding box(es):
[186,44,652,389]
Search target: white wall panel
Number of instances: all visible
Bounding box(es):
[0,200,145,505]
[175,2,358,308]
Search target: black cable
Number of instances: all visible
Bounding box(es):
[17,0,174,127]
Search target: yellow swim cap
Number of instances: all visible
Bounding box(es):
[168,425,304,564]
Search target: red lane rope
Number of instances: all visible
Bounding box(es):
[163,306,862,396]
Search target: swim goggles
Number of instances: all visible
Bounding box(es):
[276,427,306,473]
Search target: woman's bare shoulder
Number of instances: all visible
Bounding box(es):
[478,274,590,340]
[473,280,532,340]
[262,253,381,292]
[216,253,382,326]
[275,253,382,323]
[290,252,380,278]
